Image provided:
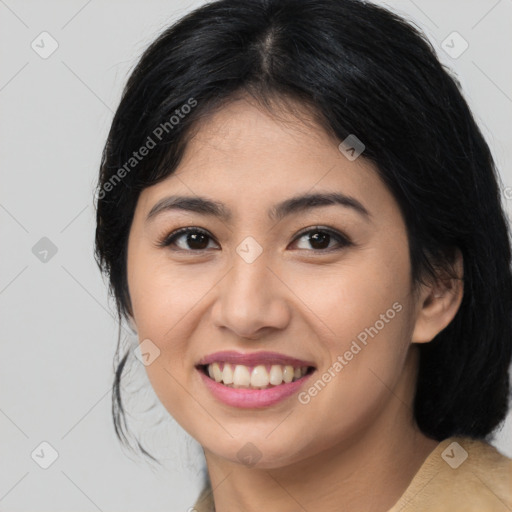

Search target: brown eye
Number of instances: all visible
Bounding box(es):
[159,227,218,251]
[158,226,352,253]
[291,227,352,251]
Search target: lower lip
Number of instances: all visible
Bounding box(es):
[197,368,314,408]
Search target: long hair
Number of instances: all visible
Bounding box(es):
[94,0,512,460]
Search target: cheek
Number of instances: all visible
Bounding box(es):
[290,241,415,417]
[301,273,413,396]
[284,239,412,351]
[127,224,415,403]
[127,244,197,373]
[128,238,203,330]
[127,256,208,433]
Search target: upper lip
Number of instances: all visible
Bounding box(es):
[196,350,316,368]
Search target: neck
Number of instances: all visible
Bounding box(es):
[203,348,440,512]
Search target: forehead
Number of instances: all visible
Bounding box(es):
[181,96,341,173]
[136,97,400,226]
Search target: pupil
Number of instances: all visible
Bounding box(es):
[188,232,208,250]
[310,232,329,249]
[185,231,331,250]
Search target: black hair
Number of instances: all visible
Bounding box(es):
[95,0,512,462]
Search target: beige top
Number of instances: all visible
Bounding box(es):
[192,436,512,512]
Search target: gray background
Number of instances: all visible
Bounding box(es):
[1,1,511,511]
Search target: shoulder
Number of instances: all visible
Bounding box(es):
[389,436,512,512]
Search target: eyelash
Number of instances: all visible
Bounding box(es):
[157,225,353,253]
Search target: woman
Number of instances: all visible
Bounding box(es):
[94,0,512,510]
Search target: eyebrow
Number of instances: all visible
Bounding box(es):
[146,192,371,223]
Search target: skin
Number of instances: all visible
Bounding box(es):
[126,94,464,512]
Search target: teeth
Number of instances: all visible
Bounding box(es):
[283,365,294,383]
[269,365,283,385]
[232,365,251,387]
[251,365,269,388]
[211,362,222,383]
[222,363,234,384]
[205,362,310,388]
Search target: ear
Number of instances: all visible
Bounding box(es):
[411,248,464,344]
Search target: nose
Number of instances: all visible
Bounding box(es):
[211,251,291,339]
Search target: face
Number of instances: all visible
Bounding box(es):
[126,96,424,469]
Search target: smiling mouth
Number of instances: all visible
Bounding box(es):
[198,363,316,390]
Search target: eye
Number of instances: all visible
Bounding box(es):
[290,226,352,252]
[158,227,218,251]
[158,225,352,253]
